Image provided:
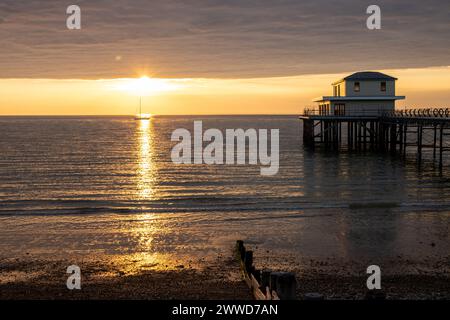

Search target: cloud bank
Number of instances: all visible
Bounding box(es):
[0,0,449,78]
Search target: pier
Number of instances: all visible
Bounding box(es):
[300,107,450,167]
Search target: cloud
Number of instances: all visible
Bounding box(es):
[0,0,449,79]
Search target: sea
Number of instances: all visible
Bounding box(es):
[0,116,448,271]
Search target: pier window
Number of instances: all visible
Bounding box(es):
[380,81,386,92]
[319,104,330,115]
[334,103,345,116]
[354,82,360,92]
[333,85,341,97]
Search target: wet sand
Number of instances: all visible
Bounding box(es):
[292,257,450,300]
[0,255,251,300]
[1,252,449,300]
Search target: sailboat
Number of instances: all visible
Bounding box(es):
[134,96,151,120]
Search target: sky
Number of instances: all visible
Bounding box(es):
[0,0,449,115]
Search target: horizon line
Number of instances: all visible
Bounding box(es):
[0,113,303,117]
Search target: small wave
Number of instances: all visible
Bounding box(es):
[220,212,336,222]
[348,202,400,209]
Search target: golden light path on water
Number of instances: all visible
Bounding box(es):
[114,118,180,273]
[137,119,155,199]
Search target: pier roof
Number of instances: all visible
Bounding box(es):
[313,96,406,102]
[332,71,397,85]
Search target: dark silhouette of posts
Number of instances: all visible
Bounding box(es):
[417,124,423,164]
[390,124,397,154]
[300,107,448,169]
[440,124,444,169]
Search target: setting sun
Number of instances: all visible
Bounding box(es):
[113,76,181,96]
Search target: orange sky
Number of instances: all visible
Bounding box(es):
[1,66,449,115]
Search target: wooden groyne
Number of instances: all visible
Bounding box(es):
[235,240,297,300]
[300,107,450,167]
[235,241,388,300]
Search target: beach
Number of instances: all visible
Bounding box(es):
[0,116,449,299]
[1,251,449,300]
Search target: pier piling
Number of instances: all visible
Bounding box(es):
[300,107,449,168]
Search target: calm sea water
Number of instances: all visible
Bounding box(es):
[0,116,449,270]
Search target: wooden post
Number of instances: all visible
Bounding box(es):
[303,119,314,148]
[330,121,334,149]
[376,121,380,148]
[347,121,352,150]
[236,240,245,260]
[433,124,437,158]
[378,123,383,151]
[374,121,378,149]
[386,123,390,151]
[403,124,408,155]
[439,124,444,169]
[320,121,323,143]
[417,124,423,164]
[363,121,367,151]
[335,121,339,150]
[261,270,271,290]
[269,272,281,292]
[358,122,362,150]
[252,268,261,283]
[390,123,397,154]
[244,251,253,274]
[370,121,374,150]
[275,272,297,300]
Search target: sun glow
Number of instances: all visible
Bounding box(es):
[114,76,181,96]
[0,66,449,115]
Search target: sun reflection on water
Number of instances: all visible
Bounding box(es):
[129,120,181,271]
[117,213,181,273]
[137,119,156,200]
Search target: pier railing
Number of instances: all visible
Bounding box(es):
[383,108,450,118]
[303,107,450,118]
[303,107,389,117]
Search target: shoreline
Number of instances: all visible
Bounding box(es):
[1,253,449,300]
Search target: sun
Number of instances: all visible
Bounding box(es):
[113,76,180,96]
[134,76,153,95]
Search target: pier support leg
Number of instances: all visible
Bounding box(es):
[439,125,444,169]
[403,124,408,155]
[433,125,437,158]
[390,124,397,154]
[370,121,374,151]
[417,125,423,164]
[363,122,367,151]
[348,122,352,151]
[357,122,362,150]
[302,119,314,148]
